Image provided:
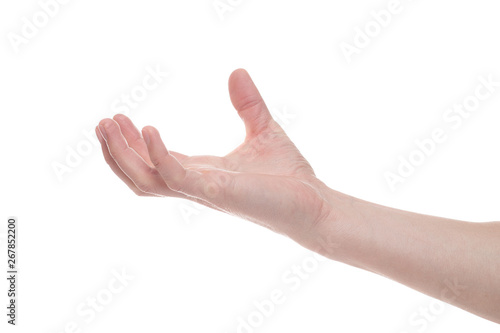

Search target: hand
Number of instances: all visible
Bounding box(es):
[96,69,335,248]
[96,69,500,324]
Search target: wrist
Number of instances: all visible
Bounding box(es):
[310,182,372,267]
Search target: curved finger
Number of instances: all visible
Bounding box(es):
[112,114,154,166]
[141,126,187,191]
[96,126,156,196]
[99,119,173,196]
[112,114,190,165]
[142,125,239,211]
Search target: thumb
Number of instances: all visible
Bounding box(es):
[228,69,273,138]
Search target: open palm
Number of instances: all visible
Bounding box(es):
[97,69,333,244]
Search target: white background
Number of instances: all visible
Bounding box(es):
[1,0,500,332]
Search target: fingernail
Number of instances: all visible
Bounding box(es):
[99,125,108,141]
[142,130,150,145]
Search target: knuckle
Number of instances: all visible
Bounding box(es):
[133,189,146,196]
[103,154,115,166]
[134,181,153,194]
[151,153,168,168]
[132,135,144,147]
[238,97,263,112]
[167,179,183,193]
[152,158,162,168]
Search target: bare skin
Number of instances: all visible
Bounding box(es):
[97,69,500,324]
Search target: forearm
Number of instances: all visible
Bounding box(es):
[316,188,500,324]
